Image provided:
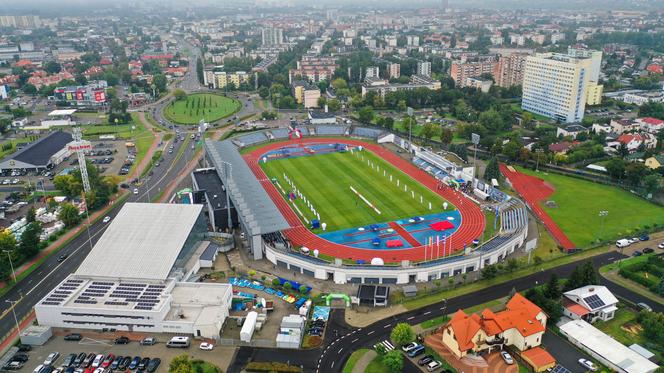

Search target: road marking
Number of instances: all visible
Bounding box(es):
[424,311,431,315]
[338,348,343,354]
[352,338,359,343]
[330,361,334,368]
[383,324,391,328]
[440,307,446,310]
[407,316,415,320]
[367,331,375,335]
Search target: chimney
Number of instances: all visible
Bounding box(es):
[324,104,328,113]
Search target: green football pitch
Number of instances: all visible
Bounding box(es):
[164,93,240,124]
[260,150,449,232]
[519,167,664,247]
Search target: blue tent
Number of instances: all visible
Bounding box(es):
[372,237,381,246]
[311,219,320,229]
[370,224,380,232]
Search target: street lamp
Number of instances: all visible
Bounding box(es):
[598,210,608,241]
[535,149,544,172]
[2,250,16,283]
[6,299,21,337]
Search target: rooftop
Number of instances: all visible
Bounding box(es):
[76,203,203,281]
[47,109,77,116]
[2,131,72,167]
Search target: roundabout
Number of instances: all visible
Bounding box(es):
[163,93,240,125]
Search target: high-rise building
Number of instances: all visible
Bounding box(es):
[0,15,41,28]
[387,63,401,79]
[493,53,529,87]
[407,35,420,47]
[417,61,432,77]
[365,66,380,79]
[521,53,593,123]
[450,58,496,87]
[261,27,284,46]
[567,46,604,105]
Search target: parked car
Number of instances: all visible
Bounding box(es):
[4,361,24,370]
[401,342,419,352]
[640,235,650,241]
[91,355,104,368]
[658,242,664,249]
[17,344,32,352]
[500,351,514,365]
[64,333,82,341]
[146,358,161,373]
[138,358,150,370]
[82,354,95,369]
[578,358,597,371]
[643,247,654,254]
[110,356,123,370]
[33,364,45,373]
[633,250,643,257]
[199,342,214,351]
[62,354,77,367]
[118,357,131,370]
[73,353,87,367]
[418,355,434,366]
[114,336,130,344]
[12,353,29,362]
[426,360,442,372]
[140,337,156,346]
[407,345,426,358]
[128,356,140,370]
[44,352,60,366]
[101,355,114,368]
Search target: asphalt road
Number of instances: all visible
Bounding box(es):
[228,251,662,373]
[0,125,196,343]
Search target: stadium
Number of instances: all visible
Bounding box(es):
[203,124,530,285]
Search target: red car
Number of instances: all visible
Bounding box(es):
[84,367,95,373]
[101,355,115,369]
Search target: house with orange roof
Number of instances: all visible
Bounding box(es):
[441,293,548,358]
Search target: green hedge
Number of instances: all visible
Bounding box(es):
[245,362,301,372]
[619,256,664,294]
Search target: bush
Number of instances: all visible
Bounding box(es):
[245,362,301,372]
[272,278,280,287]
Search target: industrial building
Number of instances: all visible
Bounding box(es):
[34,203,233,339]
[0,131,73,172]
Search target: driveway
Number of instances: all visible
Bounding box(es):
[541,330,590,373]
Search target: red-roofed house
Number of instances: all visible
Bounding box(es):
[15,59,34,68]
[83,66,104,79]
[99,58,113,66]
[646,64,663,75]
[441,293,548,358]
[616,133,657,152]
[636,117,664,133]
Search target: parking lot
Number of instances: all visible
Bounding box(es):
[11,330,237,373]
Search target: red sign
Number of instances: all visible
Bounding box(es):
[94,91,105,102]
[76,89,84,101]
[68,144,92,151]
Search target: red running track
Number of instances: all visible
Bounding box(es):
[387,221,421,247]
[499,164,576,250]
[243,138,486,262]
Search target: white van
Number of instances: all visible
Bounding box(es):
[166,336,190,348]
[616,239,631,248]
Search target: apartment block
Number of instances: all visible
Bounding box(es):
[387,63,401,79]
[288,55,338,84]
[521,53,592,123]
[417,61,432,77]
[365,66,380,79]
[261,27,284,45]
[493,53,528,88]
[292,80,321,108]
[450,58,496,87]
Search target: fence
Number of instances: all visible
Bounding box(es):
[217,338,276,348]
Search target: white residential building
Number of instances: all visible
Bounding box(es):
[521,53,593,123]
[261,27,284,45]
[365,66,380,79]
[562,285,619,323]
[417,61,432,77]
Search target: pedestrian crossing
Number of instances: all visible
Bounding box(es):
[374,340,395,351]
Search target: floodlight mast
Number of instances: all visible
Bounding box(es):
[70,127,91,193]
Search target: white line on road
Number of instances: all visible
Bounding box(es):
[338,348,343,354]
[424,311,432,315]
[383,324,391,328]
[331,361,334,368]
[367,331,375,335]
[352,338,359,343]
[407,316,415,320]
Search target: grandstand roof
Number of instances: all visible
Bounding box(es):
[204,139,290,236]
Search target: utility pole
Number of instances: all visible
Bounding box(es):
[3,250,16,283]
[6,299,21,337]
[535,148,544,172]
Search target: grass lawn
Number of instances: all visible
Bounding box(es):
[260,149,448,232]
[365,356,390,373]
[517,222,564,266]
[518,167,664,247]
[594,305,663,360]
[0,136,37,159]
[164,93,240,124]
[343,348,370,373]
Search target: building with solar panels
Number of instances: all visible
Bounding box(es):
[562,285,619,323]
[34,203,232,340]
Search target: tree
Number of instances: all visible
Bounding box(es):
[358,106,375,123]
[503,141,522,161]
[421,122,437,141]
[478,108,506,133]
[327,98,341,112]
[484,157,501,181]
[390,323,415,346]
[481,264,498,280]
[397,100,407,112]
[169,354,194,373]
[506,258,518,272]
[381,350,404,373]
[644,174,661,194]
[196,58,204,86]
[44,61,61,74]
[606,158,626,180]
[22,84,37,95]
[625,162,648,185]
[173,89,187,101]
[521,112,534,129]
[59,203,81,228]
[440,128,453,144]
[153,74,167,94]
[564,261,599,291]
[26,207,36,223]
[298,285,308,294]
[19,222,42,259]
[543,273,561,299]
[258,86,270,99]
[317,95,327,108]
[283,282,292,291]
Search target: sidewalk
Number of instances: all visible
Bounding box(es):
[352,350,377,373]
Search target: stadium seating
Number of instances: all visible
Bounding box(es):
[315,125,347,135]
[352,127,384,139]
[236,132,269,147]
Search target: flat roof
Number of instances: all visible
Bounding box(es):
[1,131,72,167]
[193,169,229,210]
[48,109,77,116]
[76,203,203,280]
[559,319,659,373]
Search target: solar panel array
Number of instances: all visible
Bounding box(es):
[41,278,86,306]
[550,365,572,373]
[583,294,606,310]
[42,278,167,310]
